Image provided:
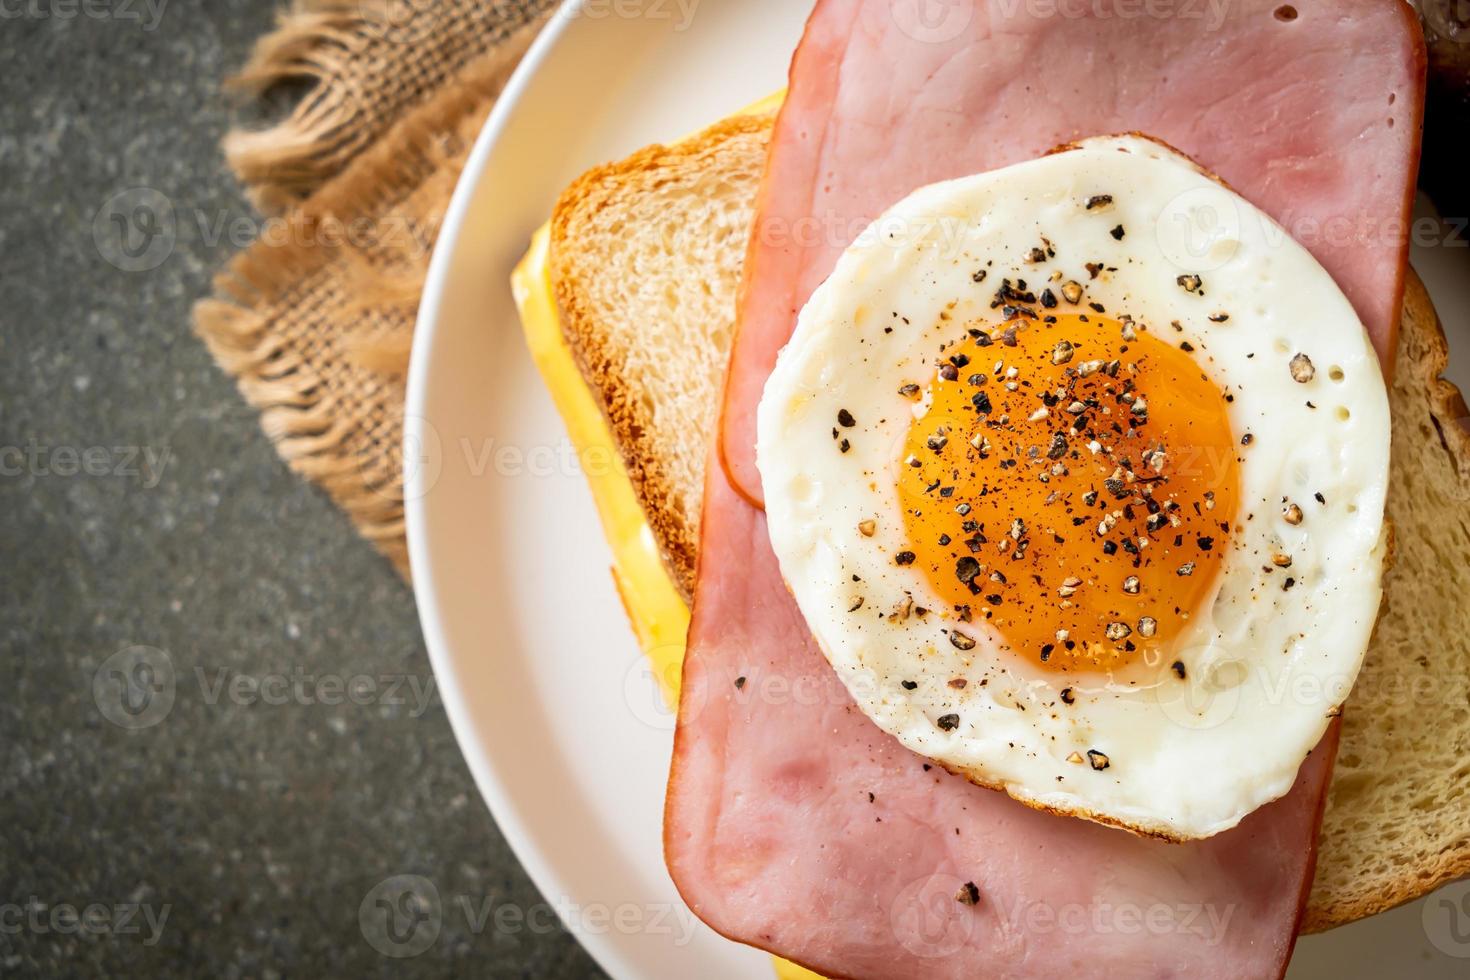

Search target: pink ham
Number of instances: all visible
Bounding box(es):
[668,1,1425,976]
[719,0,1425,505]
[667,465,1336,977]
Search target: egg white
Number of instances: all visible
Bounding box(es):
[755,135,1391,840]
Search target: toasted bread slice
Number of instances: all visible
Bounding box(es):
[1307,272,1470,931]
[550,113,773,601]
[547,110,1470,929]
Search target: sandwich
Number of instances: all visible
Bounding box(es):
[513,1,1469,975]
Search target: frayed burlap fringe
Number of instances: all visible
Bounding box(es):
[224,0,552,212]
[196,1,553,576]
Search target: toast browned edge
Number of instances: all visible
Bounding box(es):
[549,113,774,602]
[546,115,1470,931]
[1303,268,1470,932]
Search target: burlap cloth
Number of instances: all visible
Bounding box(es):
[194,0,558,576]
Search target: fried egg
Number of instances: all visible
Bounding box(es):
[755,135,1391,841]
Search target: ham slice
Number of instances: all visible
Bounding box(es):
[667,462,1338,978]
[668,0,1425,976]
[719,0,1424,504]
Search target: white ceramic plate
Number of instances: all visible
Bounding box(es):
[405,3,1470,977]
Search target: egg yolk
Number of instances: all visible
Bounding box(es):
[897,312,1241,675]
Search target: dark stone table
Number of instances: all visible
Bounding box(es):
[0,2,600,975]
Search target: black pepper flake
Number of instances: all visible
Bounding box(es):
[1047,433,1069,460]
[1176,274,1203,293]
[837,409,857,428]
[956,556,982,585]
[1085,194,1114,210]
[839,439,851,454]
[956,881,981,906]
[1041,288,1058,309]
[972,391,993,414]
[902,680,919,691]
[1180,341,1195,352]
[899,383,921,399]
[939,363,959,382]
[895,551,917,566]
[1110,225,1125,240]
[1087,750,1111,771]
[735,676,747,690]
[1171,661,1187,680]
[973,269,988,283]
[1060,687,1075,704]
[1314,492,1326,505]
[1209,312,1230,323]
[1241,433,1254,446]
[1197,536,1215,551]
[949,631,977,652]
[937,714,961,732]
[1089,301,1106,314]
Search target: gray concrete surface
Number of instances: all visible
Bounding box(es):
[0,2,601,976]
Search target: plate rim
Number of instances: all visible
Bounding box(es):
[403,5,649,980]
